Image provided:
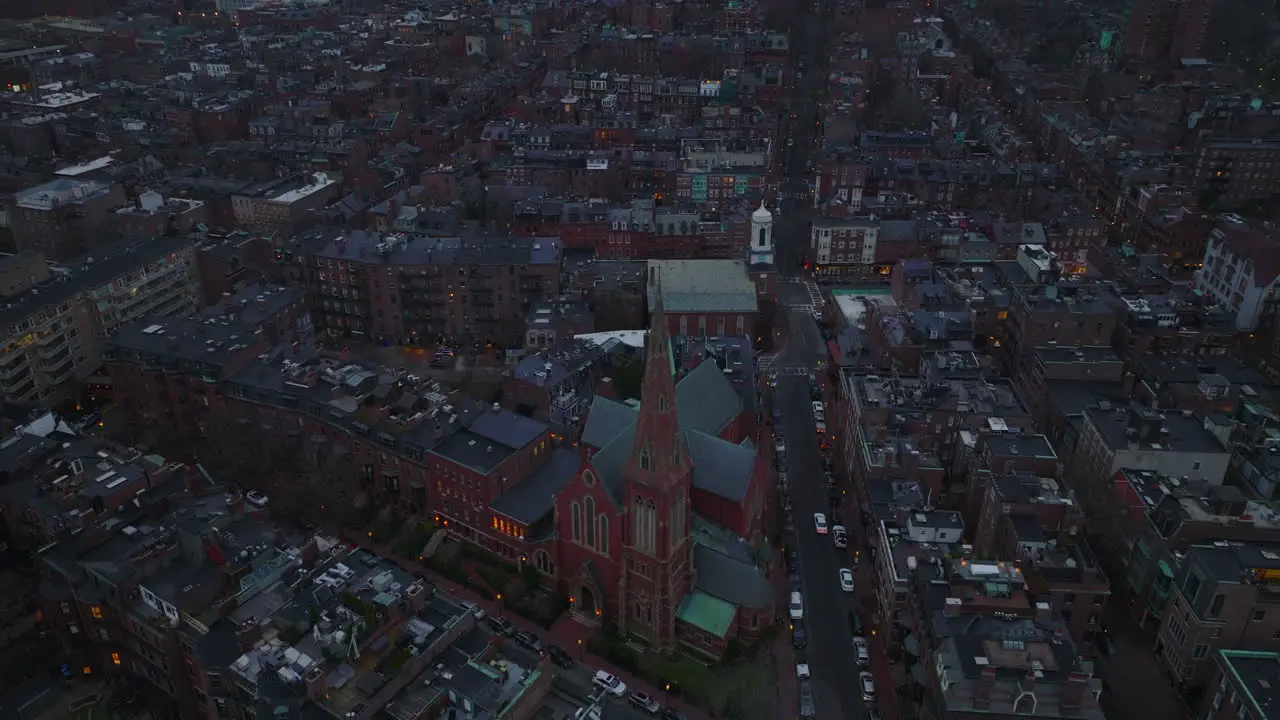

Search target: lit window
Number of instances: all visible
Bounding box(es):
[90,606,103,619]
[111,652,121,665]
[82,666,92,675]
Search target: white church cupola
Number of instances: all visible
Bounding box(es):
[749,200,775,266]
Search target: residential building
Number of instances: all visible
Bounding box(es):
[9,177,127,260]
[231,172,339,237]
[296,229,562,349]
[1155,542,1280,689]
[1198,649,1280,720]
[1194,219,1280,331]
[0,235,200,405]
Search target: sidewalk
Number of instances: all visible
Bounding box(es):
[345,534,710,720]
[772,549,800,719]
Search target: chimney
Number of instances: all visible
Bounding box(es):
[595,377,617,400]
[974,666,997,709]
[944,596,961,617]
[1034,601,1052,622]
[1060,672,1090,712]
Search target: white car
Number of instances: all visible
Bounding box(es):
[592,670,627,697]
[246,490,268,507]
[832,525,848,548]
[775,438,786,454]
[796,663,811,680]
[813,513,829,534]
[839,568,855,592]
[811,401,825,420]
[860,671,876,700]
[789,591,805,620]
[854,637,870,666]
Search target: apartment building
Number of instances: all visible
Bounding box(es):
[1198,649,1280,720]
[295,229,562,349]
[1194,218,1280,331]
[231,172,339,237]
[1069,405,1230,530]
[0,235,200,405]
[8,177,127,260]
[910,558,1106,720]
[870,508,964,637]
[1194,139,1280,206]
[1155,542,1280,689]
[10,430,552,720]
[1109,468,1280,631]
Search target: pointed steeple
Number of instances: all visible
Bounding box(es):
[626,268,689,486]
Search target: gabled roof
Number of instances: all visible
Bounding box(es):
[686,430,754,502]
[580,359,752,504]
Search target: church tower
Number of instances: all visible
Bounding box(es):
[749,200,775,266]
[619,268,694,647]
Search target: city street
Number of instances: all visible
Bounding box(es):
[777,310,864,720]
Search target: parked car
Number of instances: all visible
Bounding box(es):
[796,663,811,680]
[832,526,848,549]
[798,681,817,718]
[486,616,516,636]
[859,671,876,700]
[344,703,366,718]
[811,401,825,419]
[547,645,574,668]
[792,623,808,648]
[515,631,545,654]
[628,691,661,715]
[789,591,805,620]
[592,670,627,697]
[848,610,864,638]
[854,637,870,666]
[460,601,485,620]
[660,709,687,720]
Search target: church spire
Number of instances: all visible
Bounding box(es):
[626,267,688,486]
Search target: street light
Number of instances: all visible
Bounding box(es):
[577,638,584,660]
[663,682,672,708]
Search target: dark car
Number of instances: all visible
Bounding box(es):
[487,616,516,636]
[547,645,574,668]
[788,569,802,591]
[661,710,687,720]
[515,631,545,654]
[792,622,808,649]
[628,691,661,714]
[798,680,816,718]
[786,548,800,569]
[848,610,865,638]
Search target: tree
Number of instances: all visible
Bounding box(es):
[612,359,645,399]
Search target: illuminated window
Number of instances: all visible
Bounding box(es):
[997,311,1009,320]
[82,666,93,675]
[90,606,103,619]
[111,652,121,666]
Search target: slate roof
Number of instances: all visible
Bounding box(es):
[492,448,579,524]
[580,359,751,504]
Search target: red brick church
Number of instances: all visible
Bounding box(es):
[551,286,776,654]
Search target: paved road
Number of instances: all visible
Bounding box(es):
[776,0,833,275]
[778,308,864,720]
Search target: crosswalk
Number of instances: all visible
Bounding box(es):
[803,280,825,307]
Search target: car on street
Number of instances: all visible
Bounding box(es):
[811,401,824,419]
[792,621,808,648]
[786,548,800,569]
[593,670,627,697]
[789,591,804,620]
[839,568,855,592]
[866,709,882,720]
[344,704,366,718]
[515,631,545,654]
[547,645,574,668]
[849,610,865,638]
[832,525,848,549]
[860,671,876,700]
[774,438,786,455]
[814,420,826,434]
[660,710,687,720]
[798,681,816,718]
[813,513,829,534]
[486,617,515,636]
[854,636,870,666]
[796,663,810,680]
[461,601,485,620]
[629,692,661,715]
[788,569,802,591]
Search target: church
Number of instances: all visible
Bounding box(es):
[551,274,776,655]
